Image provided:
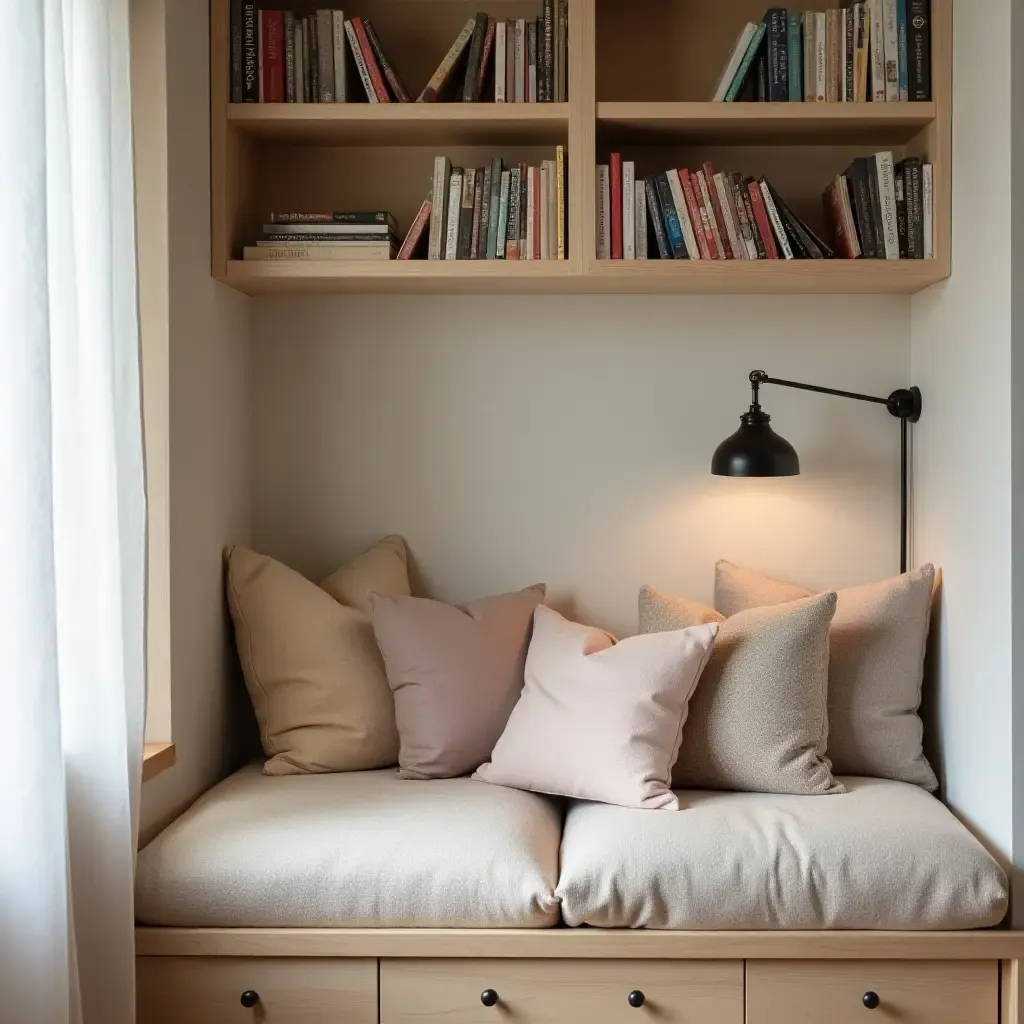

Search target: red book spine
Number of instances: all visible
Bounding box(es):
[398,200,432,259]
[352,18,391,102]
[679,170,711,260]
[824,183,852,258]
[476,17,497,99]
[609,153,623,259]
[748,181,779,259]
[703,162,733,259]
[533,167,542,260]
[263,11,285,102]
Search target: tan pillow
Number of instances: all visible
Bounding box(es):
[225,537,410,776]
[371,586,546,780]
[715,561,938,790]
[476,606,719,810]
[640,586,842,795]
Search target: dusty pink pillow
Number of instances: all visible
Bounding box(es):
[476,606,719,810]
[370,585,546,780]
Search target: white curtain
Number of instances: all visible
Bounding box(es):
[1,1,146,1022]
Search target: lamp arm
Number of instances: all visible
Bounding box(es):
[749,371,921,422]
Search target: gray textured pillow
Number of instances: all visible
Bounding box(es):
[715,561,938,790]
[639,587,842,796]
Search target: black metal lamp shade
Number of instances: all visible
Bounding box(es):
[711,410,800,477]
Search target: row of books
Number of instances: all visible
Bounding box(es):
[713,1,931,103]
[423,150,567,260]
[243,211,400,261]
[824,153,933,259]
[230,4,568,103]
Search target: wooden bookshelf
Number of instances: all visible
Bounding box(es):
[211,0,951,296]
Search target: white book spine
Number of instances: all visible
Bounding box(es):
[514,20,525,102]
[294,22,305,103]
[528,58,537,103]
[875,151,900,258]
[445,171,463,259]
[332,12,346,102]
[539,165,549,260]
[623,161,636,260]
[635,179,648,259]
[882,0,899,101]
[596,165,610,258]
[760,181,795,260]
[547,160,558,259]
[428,157,450,259]
[667,171,700,260]
[344,20,378,102]
[495,23,506,102]
[526,169,536,260]
[495,171,511,259]
[815,13,827,103]
[869,0,887,101]
[697,171,725,259]
[922,163,934,259]
[712,23,756,101]
[804,13,817,101]
[715,173,743,260]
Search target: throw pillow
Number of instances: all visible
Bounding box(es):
[370,585,546,780]
[475,606,719,810]
[714,561,938,790]
[225,537,410,776]
[639,586,843,795]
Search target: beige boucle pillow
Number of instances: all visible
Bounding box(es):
[640,586,843,796]
[715,561,938,790]
[225,537,410,776]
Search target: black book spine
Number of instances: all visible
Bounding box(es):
[542,0,554,102]
[756,46,769,101]
[865,157,887,260]
[903,158,924,258]
[230,0,244,101]
[284,12,295,103]
[845,8,855,101]
[457,172,476,259]
[767,9,789,102]
[478,165,493,259]
[645,180,672,259]
[908,0,931,100]
[654,173,687,259]
[242,2,258,102]
[895,166,909,258]
[462,13,488,101]
[309,16,319,101]
[846,161,877,258]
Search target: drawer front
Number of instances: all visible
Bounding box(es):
[381,959,743,1024]
[746,960,998,1024]
[136,956,376,1024]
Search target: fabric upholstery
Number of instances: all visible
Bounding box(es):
[225,537,410,775]
[714,561,938,789]
[639,587,842,795]
[135,764,562,928]
[557,777,1008,930]
[476,607,718,810]
[371,586,545,779]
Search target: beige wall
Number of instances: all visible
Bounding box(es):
[139,0,252,839]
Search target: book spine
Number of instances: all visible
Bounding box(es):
[609,154,623,259]
[243,246,395,261]
[495,23,506,102]
[294,20,304,101]
[506,21,516,102]
[557,0,568,101]
[922,163,933,258]
[882,0,900,100]
[556,145,566,259]
[429,157,451,259]
[895,165,908,258]
[458,169,476,260]
[477,165,493,259]
[365,20,410,101]
[548,159,558,258]
[316,10,334,102]
[908,0,931,100]
[667,172,697,259]
[596,165,610,258]
[825,179,853,258]
[514,20,525,102]
[518,162,528,253]
[870,0,887,101]
[678,170,710,259]
[844,7,855,101]
[261,233,396,243]
[476,17,496,101]
[445,170,464,259]
[814,13,827,101]
[231,0,244,101]
[302,17,312,101]
[855,3,869,100]
[713,24,753,102]
[748,181,779,258]
[696,170,724,259]
[738,181,764,258]
[419,18,476,101]
[841,177,862,256]
[330,12,346,103]
[470,169,485,258]
[462,13,488,102]
[715,173,743,259]
[506,166,521,259]
[635,179,648,260]
[242,3,258,101]
[268,211,395,226]
[540,164,550,259]
[767,9,788,102]
[848,160,877,257]
[283,12,295,102]
[865,156,886,257]
[655,173,687,259]
[825,11,838,102]
[495,170,511,258]
[645,180,672,259]
[896,0,909,99]
[344,21,376,102]
[803,10,815,101]
[397,201,432,260]
[704,164,732,258]
[487,157,503,257]
[875,151,900,258]
[760,180,794,259]
[352,18,389,102]
[524,167,535,258]
[756,50,769,102]
[266,11,285,102]
[528,20,538,102]
[731,174,758,259]
[308,15,319,99]
[725,23,767,102]
[622,160,635,260]
[840,8,847,100]
[788,13,803,101]
[543,0,554,101]
[770,187,818,257]
[533,167,543,259]
[905,158,923,259]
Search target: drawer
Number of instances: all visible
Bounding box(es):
[380,958,743,1024]
[136,956,376,1023]
[746,960,999,1024]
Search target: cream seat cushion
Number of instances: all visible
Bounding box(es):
[135,765,562,928]
[557,778,1008,930]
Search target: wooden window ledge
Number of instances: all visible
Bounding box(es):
[143,742,176,782]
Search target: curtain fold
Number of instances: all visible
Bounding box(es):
[1,1,146,1022]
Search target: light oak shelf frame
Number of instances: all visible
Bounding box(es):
[211,0,951,295]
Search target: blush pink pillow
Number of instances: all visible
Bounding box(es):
[475,606,719,810]
[370,585,546,780]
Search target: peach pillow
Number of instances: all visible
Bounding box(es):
[475,606,719,810]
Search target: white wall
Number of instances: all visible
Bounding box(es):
[251,294,909,640]
[139,0,252,839]
[910,0,1015,870]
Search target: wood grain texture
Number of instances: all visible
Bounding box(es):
[142,742,175,782]
[381,959,742,1024]
[135,928,1024,961]
[746,960,998,1024]
[136,957,376,1024]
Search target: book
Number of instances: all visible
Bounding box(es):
[645,180,672,259]
[844,7,854,100]
[462,12,489,102]
[678,170,708,259]
[506,165,521,259]
[477,164,492,260]
[294,20,305,102]
[814,12,827,101]
[506,21,515,103]
[715,172,743,259]
[759,180,794,259]
[655,173,687,259]
[309,13,319,99]
[771,182,835,257]
[713,23,757,101]
[882,0,900,100]
[756,49,769,102]
[557,0,568,101]
[231,0,244,101]
[609,154,623,259]
[824,175,861,257]
[476,17,496,101]
[514,19,526,102]
[661,172,693,259]
[875,151,900,258]
[263,11,285,103]
[302,16,312,101]
[864,155,886,258]
[922,162,933,258]
[846,158,878,257]
[364,20,410,101]
[473,168,488,258]
[767,9,789,102]
[635,179,649,259]
[730,173,759,259]
[456,167,476,259]
[419,18,476,101]
[243,245,395,260]
[398,199,432,259]
[555,144,565,259]
[316,10,334,102]
[540,163,551,259]
[429,156,452,259]
[352,18,390,102]
[826,9,840,103]
[596,165,611,258]
[495,22,507,102]
[257,9,265,100]
[894,164,909,258]
[896,0,909,99]
[445,168,464,259]
[623,161,636,260]
[853,3,868,101]
[345,21,377,102]
[704,163,732,258]
[486,156,503,258]
[725,22,768,102]
[330,12,346,102]
[546,159,557,258]
[284,12,296,102]
[908,0,931,100]
[495,170,511,258]
[742,180,769,258]
[803,9,816,101]
[518,162,528,254]
[260,233,398,244]
[899,157,924,259]
[869,0,887,101]
[242,2,258,101]
[788,13,804,101]
[696,169,724,259]
[524,166,535,258]
[542,0,554,101]
[528,20,538,102]
[269,211,399,226]
[534,166,543,259]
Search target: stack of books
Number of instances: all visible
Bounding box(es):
[230,4,568,103]
[712,1,930,103]
[398,149,567,260]
[243,212,399,261]
[824,152,933,259]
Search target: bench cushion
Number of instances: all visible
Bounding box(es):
[557,777,1007,930]
[136,765,562,928]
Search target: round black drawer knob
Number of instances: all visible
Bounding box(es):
[240,990,260,1009]
[863,991,881,1010]
[481,989,499,1007]
[628,990,646,1008]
